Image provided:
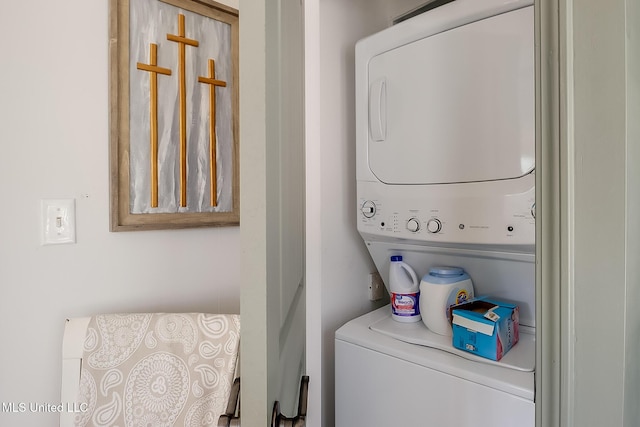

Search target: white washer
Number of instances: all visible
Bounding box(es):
[337,0,536,425]
[336,307,534,426]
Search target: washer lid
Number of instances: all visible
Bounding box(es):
[366,6,534,185]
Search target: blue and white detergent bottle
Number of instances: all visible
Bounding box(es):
[389,255,421,322]
[420,266,474,336]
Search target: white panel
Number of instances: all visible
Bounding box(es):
[624,0,640,424]
[278,285,306,416]
[336,338,534,426]
[274,0,306,417]
[239,0,271,424]
[60,318,90,427]
[367,6,534,185]
[241,0,305,424]
[279,0,306,330]
[570,0,627,425]
[303,3,324,426]
[357,175,535,247]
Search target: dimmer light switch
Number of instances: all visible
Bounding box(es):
[41,199,76,245]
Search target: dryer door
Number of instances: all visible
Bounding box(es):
[367,6,534,185]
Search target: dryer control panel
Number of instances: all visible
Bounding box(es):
[357,175,535,247]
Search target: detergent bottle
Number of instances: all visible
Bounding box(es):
[389,255,421,322]
[420,266,474,336]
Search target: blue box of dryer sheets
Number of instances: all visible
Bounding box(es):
[451,298,520,361]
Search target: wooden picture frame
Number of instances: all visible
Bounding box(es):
[109,0,239,231]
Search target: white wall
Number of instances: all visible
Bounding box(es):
[306,1,427,425]
[306,2,383,425]
[0,1,240,425]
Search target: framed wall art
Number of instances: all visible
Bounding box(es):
[109,0,239,231]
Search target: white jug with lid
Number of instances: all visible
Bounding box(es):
[420,266,474,335]
[389,255,421,323]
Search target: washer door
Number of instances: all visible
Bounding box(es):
[367,6,534,185]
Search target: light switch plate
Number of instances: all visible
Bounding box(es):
[41,199,76,245]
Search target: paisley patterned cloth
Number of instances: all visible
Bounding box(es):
[74,313,240,427]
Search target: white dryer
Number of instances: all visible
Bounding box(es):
[337,0,536,425]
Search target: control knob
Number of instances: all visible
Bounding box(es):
[406,218,420,233]
[361,201,376,218]
[426,218,442,233]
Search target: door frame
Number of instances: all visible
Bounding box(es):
[535,0,566,426]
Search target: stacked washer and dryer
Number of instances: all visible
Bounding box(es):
[336,0,536,425]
